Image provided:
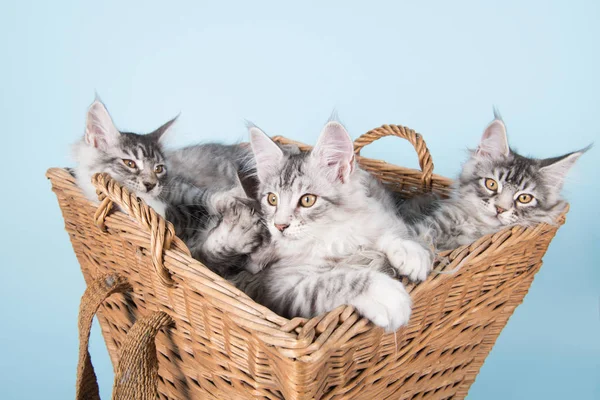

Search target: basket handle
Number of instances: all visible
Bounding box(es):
[91,173,176,287]
[76,274,173,400]
[353,124,434,189]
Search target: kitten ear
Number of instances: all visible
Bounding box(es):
[476,117,509,159]
[150,114,178,142]
[539,145,591,186]
[312,121,355,183]
[85,99,121,150]
[249,125,284,181]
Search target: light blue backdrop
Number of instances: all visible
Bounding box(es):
[1,1,598,399]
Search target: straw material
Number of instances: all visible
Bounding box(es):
[48,124,567,399]
[76,273,172,400]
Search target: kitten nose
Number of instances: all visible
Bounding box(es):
[143,182,156,191]
[495,205,506,214]
[274,223,290,232]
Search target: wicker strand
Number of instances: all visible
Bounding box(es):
[112,312,173,399]
[76,273,173,400]
[76,274,131,400]
[92,172,176,287]
[353,124,434,189]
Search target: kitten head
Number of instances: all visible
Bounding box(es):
[458,112,589,227]
[249,121,356,241]
[80,99,176,198]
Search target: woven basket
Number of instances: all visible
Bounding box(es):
[47,125,567,400]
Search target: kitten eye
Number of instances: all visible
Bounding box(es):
[517,193,534,204]
[299,194,317,208]
[484,178,498,191]
[122,159,137,169]
[154,164,165,174]
[266,192,278,206]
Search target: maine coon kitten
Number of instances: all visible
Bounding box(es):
[397,112,589,251]
[73,99,174,217]
[165,143,267,276]
[73,99,265,276]
[232,121,433,332]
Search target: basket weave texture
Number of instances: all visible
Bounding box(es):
[47,125,566,400]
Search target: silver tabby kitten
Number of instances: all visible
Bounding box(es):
[73,99,265,276]
[73,99,174,216]
[397,112,589,251]
[233,121,433,332]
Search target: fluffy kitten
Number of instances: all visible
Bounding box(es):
[73,99,266,276]
[73,99,174,216]
[232,121,433,332]
[397,112,589,251]
[165,143,267,276]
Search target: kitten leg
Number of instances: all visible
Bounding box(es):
[201,201,266,263]
[257,265,412,332]
[378,232,433,282]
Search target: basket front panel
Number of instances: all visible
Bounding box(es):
[49,154,564,400]
[314,222,560,399]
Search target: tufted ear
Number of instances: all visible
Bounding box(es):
[476,117,509,159]
[312,121,355,183]
[85,99,121,150]
[249,125,284,181]
[150,114,178,142]
[539,145,591,189]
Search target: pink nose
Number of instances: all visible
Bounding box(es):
[274,223,289,232]
[495,206,506,214]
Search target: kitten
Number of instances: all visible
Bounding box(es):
[397,112,590,251]
[232,121,433,332]
[73,99,266,276]
[73,99,174,217]
[165,143,267,276]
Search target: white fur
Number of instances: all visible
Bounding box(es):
[247,121,433,331]
[350,273,412,332]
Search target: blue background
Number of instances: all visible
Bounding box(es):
[1,1,598,399]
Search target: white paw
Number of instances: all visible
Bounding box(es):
[350,274,412,332]
[205,201,265,257]
[386,239,433,282]
[213,187,245,214]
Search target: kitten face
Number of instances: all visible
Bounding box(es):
[457,116,587,227]
[82,99,175,198]
[250,122,355,242]
[96,131,168,196]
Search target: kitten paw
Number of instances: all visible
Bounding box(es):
[212,187,247,214]
[386,239,433,282]
[205,199,265,257]
[350,274,412,332]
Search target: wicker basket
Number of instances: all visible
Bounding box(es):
[48,125,567,400]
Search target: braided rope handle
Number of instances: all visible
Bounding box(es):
[353,124,434,189]
[91,172,176,287]
[76,274,173,400]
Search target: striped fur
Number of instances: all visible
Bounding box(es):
[230,122,433,332]
[396,113,589,251]
[73,99,268,277]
